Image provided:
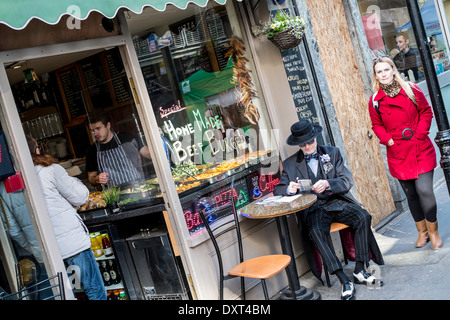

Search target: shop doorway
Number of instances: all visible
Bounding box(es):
[0,42,188,299]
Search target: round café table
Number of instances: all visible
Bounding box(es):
[239,193,321,300]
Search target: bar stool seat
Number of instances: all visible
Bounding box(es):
[330,222,350,233]
[228,254,291,279]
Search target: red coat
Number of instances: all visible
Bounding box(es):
[368,85,437,180]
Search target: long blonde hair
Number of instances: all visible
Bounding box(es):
[372,56,417,105]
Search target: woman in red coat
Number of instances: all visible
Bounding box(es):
[369,56,442,250]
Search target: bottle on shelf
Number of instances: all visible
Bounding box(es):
[107,259,121,284]
[102,234,114,257]
[99,260,112,287]
[119,290,128,300]
[90,234,103,258]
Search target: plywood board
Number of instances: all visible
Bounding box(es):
[305,0,395,225]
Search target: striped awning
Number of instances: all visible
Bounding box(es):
[0,0,228,30]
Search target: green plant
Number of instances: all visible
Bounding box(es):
[256,10,305,39]
[103,186,120,204]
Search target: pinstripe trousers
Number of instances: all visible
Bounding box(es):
[306,201,372,274]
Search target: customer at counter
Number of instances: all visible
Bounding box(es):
[26,135,106,300]
[86,110,152,187]
[273,120,384,300]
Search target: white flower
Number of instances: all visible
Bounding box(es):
[320,154,331,163]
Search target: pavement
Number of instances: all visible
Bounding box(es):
[298,178,450,300]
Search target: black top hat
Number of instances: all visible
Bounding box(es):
[286,120,323,146]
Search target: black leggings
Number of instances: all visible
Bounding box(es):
[398,170,437,222]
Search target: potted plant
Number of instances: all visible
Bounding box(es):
[256,10,306,50]
[103,186,121,213]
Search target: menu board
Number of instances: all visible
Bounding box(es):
[281,48,319,124]
[269,9,319,125]
[80,56,112,108]
[57,66,86,119]
[105,51,133,104]
[56,49,134,122]
[66,123,92,158]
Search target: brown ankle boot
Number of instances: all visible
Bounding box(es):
[425,220,443,250]
[414,220,429,248]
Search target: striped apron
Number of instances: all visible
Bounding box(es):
[96,133,142,186]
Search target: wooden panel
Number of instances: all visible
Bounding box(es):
[305,0,395,225]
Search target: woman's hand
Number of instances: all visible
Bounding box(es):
[387,138,394,146]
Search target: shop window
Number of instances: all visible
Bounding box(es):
[358,0,450,81]
[128,4,273,186]
[127,3,277,235]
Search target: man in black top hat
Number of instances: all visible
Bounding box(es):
[274,120,384,300]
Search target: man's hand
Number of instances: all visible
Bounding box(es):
[288,181,300,194]
[97,172,110,184]
[311,179,330,194]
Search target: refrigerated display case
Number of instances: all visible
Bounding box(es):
[125,228,188,300]
[74,225,128,300]
[83,212,189,300]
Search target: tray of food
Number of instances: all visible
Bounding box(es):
[77,191,107,212]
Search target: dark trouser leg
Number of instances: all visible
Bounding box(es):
[333,203,372,264]
[307,208,342,274]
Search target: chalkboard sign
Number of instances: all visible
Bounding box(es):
[80,56,112,108]
[141,64,163,96]
[105,51,133,104]
[270,10,319,126]
[66,123,91,158]
[58,66,86,119]
[281,48,319,124]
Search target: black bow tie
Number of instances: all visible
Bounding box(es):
[304,153,318,163]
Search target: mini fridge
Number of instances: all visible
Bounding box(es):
[125,228,188,300]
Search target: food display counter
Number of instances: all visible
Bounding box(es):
[76,150,273,219]
[77,150,279,300]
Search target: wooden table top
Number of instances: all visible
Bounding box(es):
[239,193,317,219]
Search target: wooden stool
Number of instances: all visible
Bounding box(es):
[323,222,350,287]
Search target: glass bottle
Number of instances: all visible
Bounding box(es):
[90,234,103,258]
[102,234,114,257]
[100,260,112,286]
[107,259,121,284]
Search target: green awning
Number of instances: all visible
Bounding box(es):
[0,0,228,30]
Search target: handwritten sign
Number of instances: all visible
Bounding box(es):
[281,49,319,124]
[269,9,319,125]
[161,104,247,164]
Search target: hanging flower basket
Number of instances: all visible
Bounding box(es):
[269,29,304,50]
[256,10,305,51]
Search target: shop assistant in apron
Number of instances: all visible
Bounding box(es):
[96,132,143,186]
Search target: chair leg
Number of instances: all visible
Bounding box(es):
[261,279,269,300]
[220,275,224,300]
[240,277,246,300]
[323,263,331,287]
[339,232,349,265]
